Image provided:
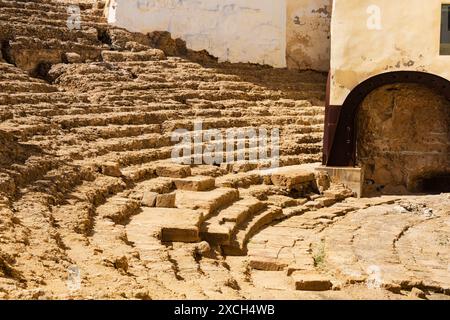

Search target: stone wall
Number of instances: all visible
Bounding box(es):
[357,84,450,195]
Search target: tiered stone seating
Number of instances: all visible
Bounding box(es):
[1,0,447,301]
[0,0,339,299]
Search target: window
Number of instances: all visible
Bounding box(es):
[440,4,450,55]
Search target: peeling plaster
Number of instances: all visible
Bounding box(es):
[108,0,287,67]
[106,0,332,71]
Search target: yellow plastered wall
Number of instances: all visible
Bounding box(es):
[330,0,450,105]
[287,0,331,71]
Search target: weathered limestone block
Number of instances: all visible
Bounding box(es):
[107,28,153,49]
[96,197,140,224]
[141,191,158,207]
[266,195,299,208]
[99,161,122,177]
[101,49,165,62]
[317,197,336,207]
[409,288,427,300]
[305,200,323,209]
[323,185,354,201]
[141,178,174,194]
[157,208,203,242]
[156,164,191,178]
[219,198,267,225]
[174,176,215,191]
[175,188,239,217]
[314,170,331,192]
[248,257,288,271]
[292,272,333,291]
[216,173,263,189]
[231,162,258,173]
[64,52,82,63]
[270,166,315,189]
[194,241,211,256]
[156,192,176,208]
[124,41,151,52]
[239,185,289,201]
[282,205,309,219]
[148,31,188,56]
[200,221,234,245]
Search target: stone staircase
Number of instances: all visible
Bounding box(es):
[0,0,335,298]
[124,163,354,258]
[0,0,108,73]
[0,0,326,209]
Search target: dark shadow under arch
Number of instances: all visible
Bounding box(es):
[323,71,450,166]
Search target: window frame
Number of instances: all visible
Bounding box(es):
[440,3,450,55]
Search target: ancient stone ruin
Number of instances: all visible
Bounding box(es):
[0,0,448,300]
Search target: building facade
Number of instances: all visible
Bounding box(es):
[325,0,450,194]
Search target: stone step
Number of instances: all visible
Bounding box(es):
[0,7,105,23]
[7,38,103,72]
[118,151,321,184]
[62,133,172,158]
[200,197,267,245]
[175,187,240,220]
[291,271,334,291]
[77,129,321,160]
[161,115,324,133]
[96,195,140,224]
[0,22,103,46]
[52,175,126,233]
[0,101,186,118]
[0,92,86,105]
[222,206,283,256]
[72,175,126,206]
[0,15,106,32]
[5,155,64,188]
[97,146,174,168]
[141,207,203,243]
[71,124,162,140]
[0,81,57,93]
[266,195,307,208]
[173,175,215,191]
[96,89,323,105]
[0,0,103,12]
[101,49,166,62]
[216,172,265,189]
[53,112,168,129]
[270,165,317,190]
[18,101,322,119]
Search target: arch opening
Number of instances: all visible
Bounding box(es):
[356,83,450,196]
[324,71,450,169]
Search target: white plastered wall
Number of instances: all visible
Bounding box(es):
[107,0,287,67]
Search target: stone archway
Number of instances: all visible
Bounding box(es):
[323,71,450,167]
[357,83,450,195]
